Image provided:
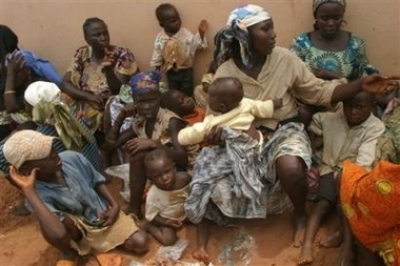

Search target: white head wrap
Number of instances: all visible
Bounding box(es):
[24,81,61,106]
[226,4,272,30]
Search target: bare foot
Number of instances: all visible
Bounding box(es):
[293,213,307,247]
[297,244,314,265]
[320,230,343,248]
[193,248,210,264]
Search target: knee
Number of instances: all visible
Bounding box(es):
[276,156,307,184]
[122,230,149,254]
[159,229,178,246]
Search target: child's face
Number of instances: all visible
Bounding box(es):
[343,92,374,127]
[145,157,176,190]
[207,84,224,113]
[159,8,181,34]
[133,90,161,120]
[171,90,195,115]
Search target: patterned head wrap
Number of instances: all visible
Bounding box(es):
[24,81,93,150]
[313,0,346,13]
[214,4,272,69]
[129,71,161,95]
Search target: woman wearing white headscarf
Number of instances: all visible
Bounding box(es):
[185,4,399,263]
[0,81,101,173]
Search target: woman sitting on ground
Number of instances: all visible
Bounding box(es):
[290,0,380,126]
[61,17,138,145]
[187,4,398,263]
[0,25,61,139]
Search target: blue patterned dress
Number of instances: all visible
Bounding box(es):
[290,33,378,81]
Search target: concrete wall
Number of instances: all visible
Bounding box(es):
[1,0,399,83]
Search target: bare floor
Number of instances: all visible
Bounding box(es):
[0,176,367,266]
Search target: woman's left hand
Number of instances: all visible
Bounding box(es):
[98,205,120,227]
[126,138,158,156]
[101,48,117,68]
[361,74,400,94]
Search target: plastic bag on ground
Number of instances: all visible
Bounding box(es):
[105,163,130,202]
[218,228,256,266]
[155,239,189,261]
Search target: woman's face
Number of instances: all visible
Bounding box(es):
[315,3,345,37]
[133,90,161,120]
[248,19,276,56]
[84,21,110,51]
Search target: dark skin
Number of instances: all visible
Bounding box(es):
[161,89,196,117]
[9,149,149,259]
[4,51,33,113]
[142,154,191,246]
[61,21,133,110]
[310,2,348,80]
[105,90,188,217]
[155,7,207,71]
[193,17,399,263]
[298,91,376,264]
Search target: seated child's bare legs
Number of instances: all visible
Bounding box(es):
[297,173,336,265]
[128,151,148,218]
[298,200,332,265]
[192,219,211,263]
[146,223,178,246]
[120,229,149,254]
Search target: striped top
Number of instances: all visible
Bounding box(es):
[0,122,101,173]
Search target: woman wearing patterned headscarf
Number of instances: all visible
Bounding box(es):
[290,0,381,127]
[105,70,198,217]
[188,4,399,263]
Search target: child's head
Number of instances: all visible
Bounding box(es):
[207,77,244,113]
[161,89,195,117]
[155,3,181,35]
[130,71,162,120]
[343,91,375,127]
[144,148,176,190]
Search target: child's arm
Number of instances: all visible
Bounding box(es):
[192,21,208,50]
[152,215,182,228]
[354,122,385,170]
[104,105,137,150]
[168,118,191,168]
[249,98,276,118]
[150,35,163,69]
[95,183,120,226]
[177,121,208,146]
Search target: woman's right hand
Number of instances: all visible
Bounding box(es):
[9,166,38,191]
[118,104,137,119]
[7,51,25,77]
[314,68,342,80]
[86,94,105,110]
[205,126,225,147]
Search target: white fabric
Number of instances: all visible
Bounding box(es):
[24,81,61,106]
[226,4,272,28]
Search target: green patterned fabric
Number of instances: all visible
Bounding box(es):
[32,102,93,150]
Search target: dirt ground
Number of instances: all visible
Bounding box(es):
[0,175,347,266]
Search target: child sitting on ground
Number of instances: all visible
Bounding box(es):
[297,91,385,265]
[161,89,205,125]
[178,77,282,146]
[150,3,208,96]
[143,148,191,246]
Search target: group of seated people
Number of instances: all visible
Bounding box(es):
[1,1,400,266]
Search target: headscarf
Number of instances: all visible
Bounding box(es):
[214,4,272,69]
[24,81,93,150]
[313,0,346,13]
[129,70,161,95]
